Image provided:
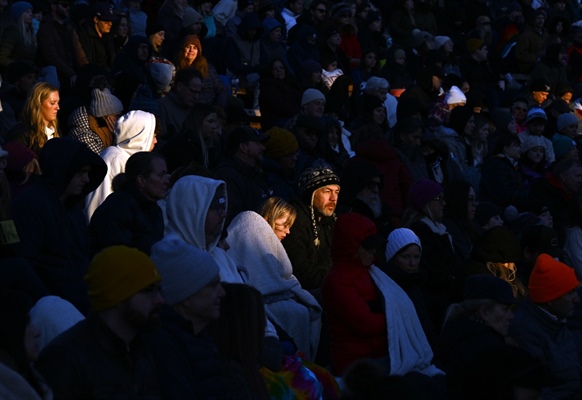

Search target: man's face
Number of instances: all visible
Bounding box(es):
[289,0,303,15]
[312,184,340,216]
[53,2,70,19]
[561,165,582,194]
[62,165,91,200]
[240,140,266,166]
[303,99,325,117]
[512,102,528,121]
[296,126,319,150]
[137,43,149,62]
[546,289,580,319]
[269,27,282,42]
[311,3,327,21]
[204,186,227,247]
[121,283,165,331]
[177,77,202,107]
[532,91,549,104]
[356,177,382,218]
[94,17,113,35]
[182,275,225,322]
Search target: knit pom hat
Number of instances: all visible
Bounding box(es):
[525,107,547,125]
[385,228,422,262]
[521,135,546,154]
[89,88,124,118]
[557,113,578,132]
[301,88,326,107]
[552,134,577,160]
[150,235,220,305]
[408,178,443,211]
[264,127,298,160]
[85,246,161,312]
[434,35,451,49]
[146,58,175,94]
[529,254,579,303]
[445,86,466,105]
[10,1,32,20]
[298,163,340,199]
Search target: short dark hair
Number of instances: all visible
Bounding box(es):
[494,134,520,154]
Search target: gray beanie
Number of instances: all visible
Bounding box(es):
[385,228,422,262]
[301,88,326,107]
[89,88,124,118]
[150,235,220,305]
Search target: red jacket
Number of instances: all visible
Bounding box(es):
[322,213,387,375]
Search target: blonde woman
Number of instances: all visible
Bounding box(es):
[9,82,60,155]
[259,196,297,241]
[0,1,36,69]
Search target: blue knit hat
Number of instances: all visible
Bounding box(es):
[262,16,282,32]
[10,1,32,20]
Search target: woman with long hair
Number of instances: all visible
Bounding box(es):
[9,82,60,155]
[227,201,322,361]
[259,58,302,129]
[174,34,228,107]
[349,48,379,95]
[443,180,477,265]
[0,1,37,69]
[160,103,221,172]
[112,13,131,52]
[89,152,169,255]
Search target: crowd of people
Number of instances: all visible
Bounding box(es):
[2,0,582,398]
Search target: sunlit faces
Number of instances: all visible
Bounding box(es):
[312,185,340,217]
[62,165,91,200]
[121,283,165,331]
[393,244,421,273]
[479,302,514,336]
[271,60,285,79]
[273,212,293,240]
[532,90,549,105]
[560,92,573,104]
[41,90,60,127]
[151,30,165,47]
[201,112,220,139]
[138,158,169,201]
[94,17,113,35]
[526,146,545,165]
[183,44,199,63]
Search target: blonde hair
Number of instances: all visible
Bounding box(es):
[17,10,36,48]
[486,262,527,299]
[22,82,60,151]
[258,197,297,231]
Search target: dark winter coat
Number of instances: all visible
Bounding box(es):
[479,155,527,209]
[89,185,164,255]
[36,313,161,399]
[282,198,335,291]
[77,24,117,70]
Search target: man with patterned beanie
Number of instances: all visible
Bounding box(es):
[282,161,340,293]
[509,253,581,399]
[36,245,164,399]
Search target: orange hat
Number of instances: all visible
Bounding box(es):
[528,254,579,303]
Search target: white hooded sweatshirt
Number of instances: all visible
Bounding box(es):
[85,110,157,220]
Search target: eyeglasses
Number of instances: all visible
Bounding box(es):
[432,194,445,202]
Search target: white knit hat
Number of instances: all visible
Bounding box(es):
[445,86,466,105]
[150,235,220,305]
[521,135,546,154]
[89,88,124,118]
[301,88,326,107]
[385,228,422,262]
